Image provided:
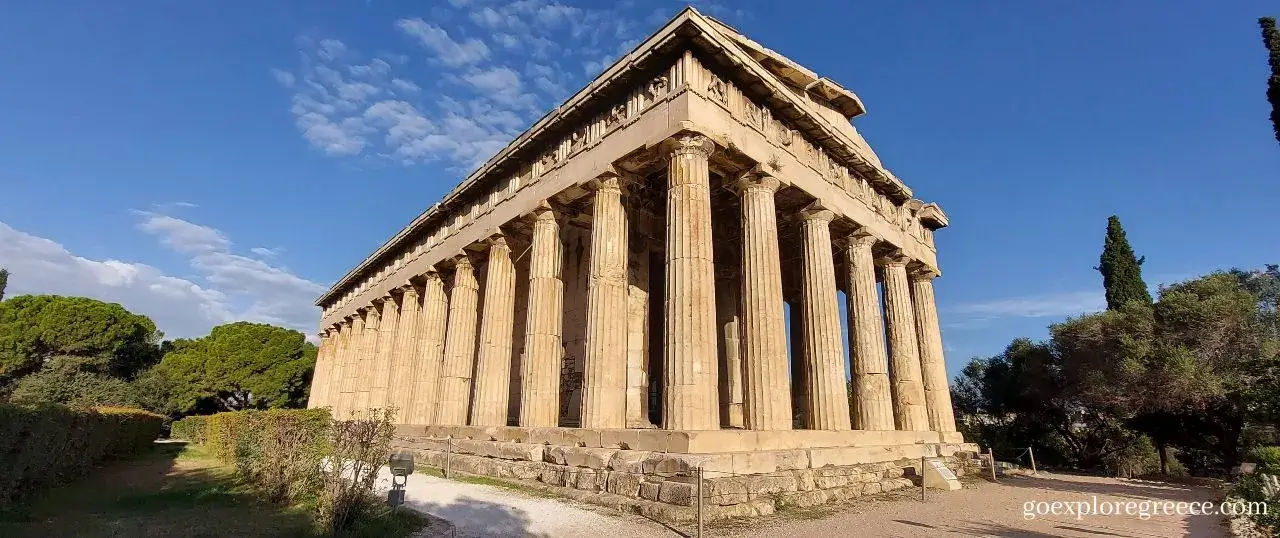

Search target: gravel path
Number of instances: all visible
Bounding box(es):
[715,472,1231,537]
[390,469,1230,537]
[382,469,673,537]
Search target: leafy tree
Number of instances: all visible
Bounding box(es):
[959,267,1280,475]
[1261,17,1280,144]
[154,322,317,413]
[1096,216,1152,310]
[0,295,162,384]
[9,355,140,407]
[0,268,8,302]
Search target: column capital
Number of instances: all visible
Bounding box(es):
[421,269,444,283]
[799,201,835,223]
[877,249,912,268]
[484,229,510,249]
[846,230,878,249]
[910,265,941,280]
[398,282,420,298]
[662,132,716,160]
[731,166,780,194]
[588,171,625,193]
[530,199,560,221]
[451,252,474,270]
[339,317,353,328]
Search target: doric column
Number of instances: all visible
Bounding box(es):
[436,254,481,425]
[733,171,792,430]
[387,284,422,420]
[798,203,851,430]
[844,232,895,431]
[581,174,629,429]
[307,330,332,409]
[911,269,958,432]
[331,319,354,417]
[369,295,401,410]
[715,270,743,428]
[662,133,720,431]
[520,202,565,427]
[410,271,449,425]
[353,308,379,413]
[471,233,517,426]
[881,251,929,431]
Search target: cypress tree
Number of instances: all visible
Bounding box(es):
[1261,17,1280,144]
[1097,216,1152,309]
[0,268,8,301]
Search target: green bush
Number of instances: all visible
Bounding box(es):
[1249,446,1280,475]
[172,408,399,534]
[170,415,207,444]
[0,404,165,504]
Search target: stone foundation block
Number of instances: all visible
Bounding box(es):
[540,467,565,486]
[639,481,661,501]
[777,489,829,508]
[796,469,816,491]
[606,472,644,497]
[775,449,809,470]
[748,474,797,496]
[658,481,694,506]
[608,450,650,473]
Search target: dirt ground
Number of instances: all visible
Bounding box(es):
[711,472,1231,537]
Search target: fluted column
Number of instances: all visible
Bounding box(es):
[410,271,449,425]
[844,232,895,430]
[798,204,851,430]
[881,252,929,431]
[388,284,422,419]
[330,319,354,416]
[471,233,517,426]
[369,295,400,410]
[353,309,378,413]
[734,171,792,430]
[581,174,629,429]
[307,331,332,409]
[911,269,958,432]
[520,202,565,427]
[715,271,743,428]
[662,133,719,431]
[435,255,481,425]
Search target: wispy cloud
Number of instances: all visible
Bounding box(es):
[943,290,1105,331]
[271,1,749,171]
[950,290,1106,320]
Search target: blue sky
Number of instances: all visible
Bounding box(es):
[1,1,1276,379]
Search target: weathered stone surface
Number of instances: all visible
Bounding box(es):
[731,451,777,475]
[606,472,644,497]
[748,474,798,496]
[774,449,809,471]
[658,481,694,506]
[608,450,650,473]
[796,469,816,491]
[706,477,749,506]
[565,447,617,469]
[862,481,883,495]
[639,481,661,501]
[778,489,830,508]
[540,467,565,486]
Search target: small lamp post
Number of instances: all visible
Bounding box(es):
[388,451,414,509]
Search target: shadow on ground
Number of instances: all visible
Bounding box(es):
[0,441,313,538]
[407,496,550,537]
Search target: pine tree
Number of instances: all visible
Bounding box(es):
[0,268,8,302]
[1096,216,1152,310]
[1261,17,1280,144]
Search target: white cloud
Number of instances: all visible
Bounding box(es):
[0,221,236,339]
[250,247,280,258]
[271,68,295,87]
[949,290,1106,321]
[273,1,732,169]
[130,212,327,337]
[396,18,491,67]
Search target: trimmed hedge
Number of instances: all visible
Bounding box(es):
[0,404,166,504]
[170,415,207,445]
